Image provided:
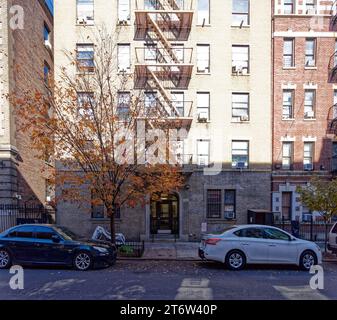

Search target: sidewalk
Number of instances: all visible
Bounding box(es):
[118,241,337,263]
[120,242,200,261]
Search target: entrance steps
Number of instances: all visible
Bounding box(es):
[149,234,178,242]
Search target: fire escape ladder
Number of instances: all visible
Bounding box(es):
[147,68,179,116]
[147,15,180,64]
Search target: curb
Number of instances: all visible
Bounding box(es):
[117,257,200,262]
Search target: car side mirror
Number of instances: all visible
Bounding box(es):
[52,235,61,243]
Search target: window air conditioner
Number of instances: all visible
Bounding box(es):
[305,111,315,118]
[240,115,249,121]
[304,163,314,171]
[225,212,235,220]
[198,112,208,122]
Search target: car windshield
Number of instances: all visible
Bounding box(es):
[54,226,79,241]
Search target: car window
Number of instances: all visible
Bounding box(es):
[14,226,35,239]
[332,224,337,234]
[264,228,290,241]
[34,226,57,240]
[235,228,265,239]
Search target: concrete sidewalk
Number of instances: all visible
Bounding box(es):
[119,241,337,262]
[120,242,200,261]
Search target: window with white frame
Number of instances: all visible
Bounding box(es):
[283,38,295,67]
[171,92,185,117]
[197,92,210,121]
[283,0,295,14]
[282,90,294,119]
[118,44,131,72]
[197,0,210,25]
[303,142,314,170]
[77,0,94,25]
[118,0,130,22]
[232,141,249,169]
[282,142,293,170]
[117,92,130,118]
[305,0,316,14]
[232,0,249,26]
[76,44,95,72]
[197,140,210,166]
[232,45,249,74]
[77,92,95,117]
[305,38,316,67]
[304,90,315,118]
[197,44,210,73]
[232,93,249,121]
[145,92,157,113]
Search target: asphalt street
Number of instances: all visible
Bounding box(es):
[0,260,337,300]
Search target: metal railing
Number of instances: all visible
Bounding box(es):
[136,0,193,11]
[135,47,193,65]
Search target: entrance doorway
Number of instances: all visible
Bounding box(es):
[150,193,179,235]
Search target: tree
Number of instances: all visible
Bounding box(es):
[10,27,185,243]
[297,177,337,251]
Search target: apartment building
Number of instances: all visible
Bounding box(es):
[0,0,53,205]
[272,0,337,223]
[54,0,272,241]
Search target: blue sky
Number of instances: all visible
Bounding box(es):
[45,0,54,14]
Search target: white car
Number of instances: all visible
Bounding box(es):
[199,225,322,271]
[328,222,337,254]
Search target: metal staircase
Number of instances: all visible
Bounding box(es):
[134,0,194,125]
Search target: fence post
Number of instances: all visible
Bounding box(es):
[310,214,313,242]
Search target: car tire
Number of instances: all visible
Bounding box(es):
[0,249,12,269]
[73,251,93,271]
[225,250,246,271]
[299,250,317,271]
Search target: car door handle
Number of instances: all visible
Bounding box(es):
[34,243,42,247]
[268,244,276,247]
[241,243,249,246]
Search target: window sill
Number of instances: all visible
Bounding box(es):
[303,118,316,121]
[231,25,250,28]
[76,23,95,27]
[197,120,211,124]
[231,120,250,123]
[196,24,211,27]
[282,118,295,121]
[283,67,296,70]
[196,72,211,75]
[231,73,250,77]
[305,66,317,70]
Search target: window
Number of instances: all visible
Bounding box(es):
[44,23,51,44]
[91,190,105,219]
[264,228,291,241]
[197,0,210,25]
[171,92,185,117]
[305,0,316,14]
[145,0,158,9]
[232,45,249,74]
[14,226,35,239]
[283,38,294,67]
[282,90,294,119]
[224,190,236,220]
[305,38,316,67]
[76,44,95,72]
[232,141,249,169]
[118,44,131,72]
[206,190,221,219]
[117,92,130,118]
[35,227,56,240]
[304,90,315,118]
[284,0,295,14]
[281,192,292,220]
[333,142,337,171]
[197,44,210,73]
[118,0,130,22]
[234,228,265,238]
[145,91,157,114]
[232,93,249,121]
[44,62,50,85]
[232,0,249,26]
[282,142,293,170]
[197,92,210,121]
[304,142,314,170]
[77,92,94,117]
[77,0,94,25]
[197,140,210,166]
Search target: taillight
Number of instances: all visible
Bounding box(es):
[205,238,221,245]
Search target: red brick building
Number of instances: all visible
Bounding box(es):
[272,0,337,222]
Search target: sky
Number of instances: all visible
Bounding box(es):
[45,0,54,14]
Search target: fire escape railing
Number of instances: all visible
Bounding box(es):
[330,0,337,31]
[328,51,337,83]
[327,103,337,135]
[134,0,194,122]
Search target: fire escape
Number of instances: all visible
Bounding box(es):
[134,0,194,128]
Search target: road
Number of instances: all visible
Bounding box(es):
[0,260,337,300]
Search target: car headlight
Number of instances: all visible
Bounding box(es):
[93,246,109,254]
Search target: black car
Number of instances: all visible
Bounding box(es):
[0,224,117,271]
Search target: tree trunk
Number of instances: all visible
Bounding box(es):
[107,206,116,245]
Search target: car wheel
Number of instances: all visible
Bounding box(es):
[73,251,93,271]
[225,250,246,271]
[300,250,317,271]
[0,249,12,269]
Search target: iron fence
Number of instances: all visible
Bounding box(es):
[0,204,54,233]
[117,241,145,258]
